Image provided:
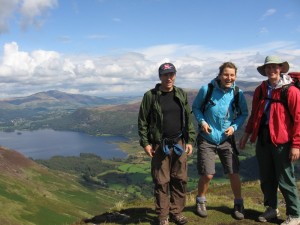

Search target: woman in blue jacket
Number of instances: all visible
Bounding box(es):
[192,62,248,220]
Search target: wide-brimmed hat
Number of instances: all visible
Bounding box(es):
[158,63,176,75]
[257,56,289,76]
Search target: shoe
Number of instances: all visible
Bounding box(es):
[233,204,244,220]
[281,215,300,225]
[258,207,280,222]
[196,201,208,217]
[170,214,188,225]
[159,217,169,225]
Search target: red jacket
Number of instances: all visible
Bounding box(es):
[245,79,300,148]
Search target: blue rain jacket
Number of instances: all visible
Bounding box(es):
[192,78,248,145]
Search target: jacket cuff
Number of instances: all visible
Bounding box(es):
[140,140,149,148]
[200,120,207,127]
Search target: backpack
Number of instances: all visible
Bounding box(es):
[259,72,300,110]
[200,83,241,117]
[280,72,300,109]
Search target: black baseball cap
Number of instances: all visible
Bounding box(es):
[158,63,177,75]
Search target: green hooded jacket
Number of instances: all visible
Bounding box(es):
[138,83,196,148]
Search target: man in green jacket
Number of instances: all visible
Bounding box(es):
[138,62,196,225]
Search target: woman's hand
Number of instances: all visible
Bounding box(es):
[225,126,234,136]
[201,123,212,134]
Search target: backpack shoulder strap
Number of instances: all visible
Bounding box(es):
[280,84,292,110]
[232,86,240,115]
[233,86,239,109]
[200,83,214,113]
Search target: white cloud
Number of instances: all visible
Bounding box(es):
[261,8,276,20]
[58,36,72,43]
[259,27,269,34]
[86,34,110,40]
[285,12,294,19]
[20,0,58,29]
[0,41,300,98]
[0,0,58,33]
[113,17,121,22]
[0,0,19,34]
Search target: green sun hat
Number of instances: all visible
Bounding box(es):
[257,55,289,76]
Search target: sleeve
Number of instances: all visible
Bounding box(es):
[183,92,196,144]
[231,90,249,131]
[244,85,263,134]
[138,92,152,148]
[287,86,300,148]
[192,85,207,125]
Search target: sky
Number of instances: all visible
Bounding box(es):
[0,0,300,98]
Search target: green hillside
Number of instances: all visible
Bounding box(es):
[73,180,295,225]
[1,87,299,225]
[2,142,300,225]
[0,147,125,225]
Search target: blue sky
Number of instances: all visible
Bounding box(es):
[0,0,300,98]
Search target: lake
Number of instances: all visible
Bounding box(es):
[0,129,128,160]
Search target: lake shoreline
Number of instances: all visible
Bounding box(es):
[0,129,128,160]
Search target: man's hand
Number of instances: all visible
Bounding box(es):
[144,145,155,157]
[185,144,193,156]
[239,133,250,150]
[290,148,300,162]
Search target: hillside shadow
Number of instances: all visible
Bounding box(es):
[82,205,285,225]
[83,207,157,224]
[185,205,283,224]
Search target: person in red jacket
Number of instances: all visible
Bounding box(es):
[239,56,300,225]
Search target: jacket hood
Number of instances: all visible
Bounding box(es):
[273,74,293,89]
[211,77,236,91]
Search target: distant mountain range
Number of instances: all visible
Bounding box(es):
[0,80,259,110]
[0,83,258,134]
[0,90,141,109]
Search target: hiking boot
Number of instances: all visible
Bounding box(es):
[258,207,280,222]
[280,215,300,225]
[196,201,208,217]
[233,204,244,220]
[158,217,169,225]
[170,214,188,225]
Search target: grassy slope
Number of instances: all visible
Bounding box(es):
[74,180,292,225]
[0,147,124,225]
[72,141,295,225]
[1,140,299,225]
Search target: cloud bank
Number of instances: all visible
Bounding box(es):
[0,41,300,98]
[0,0,57,33]
[0,0,299,98]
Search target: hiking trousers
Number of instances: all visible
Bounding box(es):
[151,140,187,220]
[256,126,300,217]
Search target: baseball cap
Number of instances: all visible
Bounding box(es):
[158,63,177,75]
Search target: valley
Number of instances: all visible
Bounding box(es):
[1,85,300,224]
